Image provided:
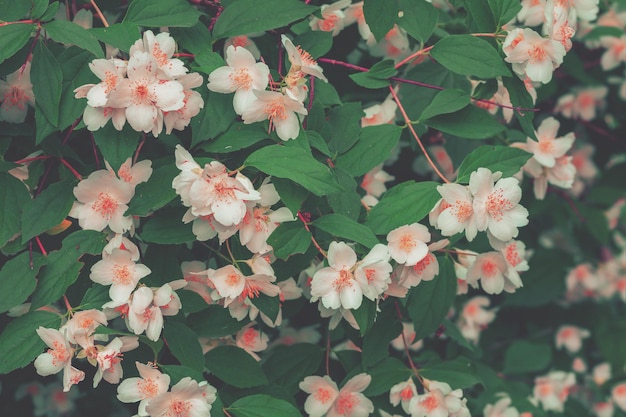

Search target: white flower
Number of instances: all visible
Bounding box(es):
[555,325,590,353]
[503,28,566,83]
[90,248,151,303]
[386,223,430,266]
[0,62,35,123]
[240,89,307,141]
[117,362,170,416]
[311,242,363,310]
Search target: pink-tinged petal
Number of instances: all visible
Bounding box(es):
[342,373,372,393]
[126,104,157,133]
[212,198,247,226]
[86,83,111,107]
[481,271,505,294]
[339,280,363,309]
[233,88,258,114]
[226,45,257,68]
[153,81,185,111]
[34,352,65,376]
[145,308,164,341]
[207,67,237,93]
[275,110,301,140]
[328,242,357,270]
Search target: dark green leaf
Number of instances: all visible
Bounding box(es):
[327,102,364,154]
[123,0,203,28]
[419,89,471,121]
[442,318,476,351]
[488,0,521,27]
[267,221,311,260]
[456,145,532,183]
[90,23,140,53]
[38,1,59,21]
[0,310,62,374]
[21,179,75,243]
[193,50,226,75]
[363,357,412,396]
[250,294,280,323]
[262,344,323,391]
[34,104,57,145]
[79,284,110,310]
[140,211,195,244]
[272,177,309,216]
[246,145,342,196]
[201,122,269,153]
[503,341,552,374]
[212,0,317,39]
[349,60,397,89]
[430,35,510,78]
[405,257,456,341]
[31,41,63,126]
[327,168,362,221]
[397,0,438,42]
[313,214,379,249]
[92,124,140,172]
[205,345,268,388]
[0,0,30,20]
[462,0,496,32]
[228,394,301,417]
[362,305,402,367]
[595,320,626,371]
[363,0,398,41]
[293,31,333,59]
[163,321,205,370]
[191,91,237,147]
[502,76,536,139]
[126,163,178,216]
[0,252,44,314]
[45,20,104,58]
[159,364,205,385]
[0,173,31,247]
[31,230,107,309]
[366,181,440,235]
[420,356,483,389]
[313,81,342,107]
[187,305,249,338]
[352,298,377,336]
[583,25,624,41]
[0,24,34,63]
[170,23,213,55]
[424,105,506,139]
[30,0,50,20]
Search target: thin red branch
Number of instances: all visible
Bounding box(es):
[90,0,109,27]
[35,236,48,256]
[394,300,424,385]
[297,211,328,258]
[59,158,83,180]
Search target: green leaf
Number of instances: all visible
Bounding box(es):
[352,298,377,335]
[362,305,402,367]
[503,341,552,374]
[187,305,248,338]
[249,294,280,323]
[31,41,63,126]
[272,177,308,216]
[0,173,31,247]
[363,357,412,396]
[228,394,302,417]
[170,23,213,55]
[38,1,59,21]
[30,0,50,20]
[246,145,342,196]
[159,364,205,385]
[0,24,34,63]
[502,76,536,139]
[140,211,195,244]
[90,23,140,53]
[293,31,333,59]
[0,252,45,314]
[456,145,532,183]
[419,89,471,120]
[262,344,323,391]
[397,0,438,42]
[366,181,440,235]
[212,0,317,39]
[126,163,178,216]
[201,122,269,153]
[424,105,506,139]
[583,25,624,41]
[205,345,268,388]
[313,81,342,107]
[193,50,226,75]
[31,230,107,309]
[405,257,457,341]
[191,91,237,147]
[363,0,398,41]
[21,179,75,243]
[430,35,510,79]
[123,0,203,28]
[488,0,522,27]
[349,60,397,89]
[327,168,362,221]
[335,124,401,176]
[34,104,57,145]
[0,310,62,374]
[327,102,364,155]
[442,318,477,351]
[595,320,626,371]
[313,214,379,249]
[0,0,30,20]
[79,284,110,310]
[92,124,140,172]
[45,20,104,58]
[267,221,311,260]
[420,356,483,389]
[163,321,205,370]
[462,0,496,32]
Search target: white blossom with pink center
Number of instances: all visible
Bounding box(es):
[354,243,393,301]
[240,89,308,141]
[235,325,269,361]
[145,377,216,417]
[499,240,529,285]
[599,34,626,70]
[483,395,520,417]
[387,223,431,266]
[163,72,205,134]
[612,383,626,411]
[390,322,424,352]
[300,373,374,417]
[555,325,590,353]
[368,26,411,63]
[117,362,170,416]
[129,30,188,79]
[34,328,75,383]
[517,0,547,26]
[466,251,522,294]
[525,117,575,168]
[361,95,397,127]
[106,157,153,188]
[457,296,496,344]
[93,337,125,388]
[361,164,395,207]
[593,362,611,386]
[224,34,261,60]
[90,248,151,304]
[434,183,478,241]
[69,169,135,234]
[555,86,608,121]
[207,45,269,114]
[472,79,514,123]
[522,154,576,200]
[531,371,576,412]
[0,62,35,123]
[309,0,351,36]
[344,2,373,41]
[81,58,128,108]
[282,35,328,84]
[60,309,108,345]
[503,28,566,83]
[311,242,365,310]
[390,378,418,413]
[470,168,529,243]
[181,260,216,304]
[408,381,469,417]
[107,51,185,135]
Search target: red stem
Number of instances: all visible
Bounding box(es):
[35,236,48,256]
[297,211,328,258]
[394,300,424,384]
[59,158,83,180]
